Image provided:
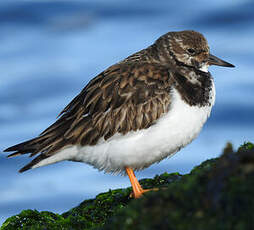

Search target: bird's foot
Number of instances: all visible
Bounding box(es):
[130,187,159,199]
[125,166,160,199]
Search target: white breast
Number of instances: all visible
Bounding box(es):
[33,81,215,174]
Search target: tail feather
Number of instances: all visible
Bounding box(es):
[4,138,37,153]
[4,136,67,173]
[3,115,76,173]
[3,85,91,173]
[7,151,22,158]
[19,154,49,173]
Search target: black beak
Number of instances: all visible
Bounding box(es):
[208,54,235,68]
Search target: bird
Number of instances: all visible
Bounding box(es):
[4,30,234,199]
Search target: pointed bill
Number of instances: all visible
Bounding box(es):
[209,54,235,68]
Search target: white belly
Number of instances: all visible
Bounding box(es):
[33,84,215,174]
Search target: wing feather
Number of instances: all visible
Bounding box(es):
[4,62,173,172]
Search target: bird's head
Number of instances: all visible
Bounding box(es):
[155,30,234,72]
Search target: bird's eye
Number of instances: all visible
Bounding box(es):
[187,48,196,55]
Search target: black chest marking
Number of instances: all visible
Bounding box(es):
[173,70,213,107]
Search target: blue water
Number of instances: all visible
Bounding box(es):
[0,0,253,224]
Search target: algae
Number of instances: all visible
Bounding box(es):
[102,142,254,230]
[1,142,254,230]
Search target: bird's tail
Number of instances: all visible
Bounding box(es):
[3,115,74,173]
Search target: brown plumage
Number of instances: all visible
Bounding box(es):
[5,62,172,172]
[4,30,234,176]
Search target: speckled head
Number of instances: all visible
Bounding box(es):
[155,30,234,72]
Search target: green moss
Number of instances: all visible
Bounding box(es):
[1,172,180,230]
[238,142,254,152]
[102,142,254,230]
[0,210,65,230]
[1,142,254,230]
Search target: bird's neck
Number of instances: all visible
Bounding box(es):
[172,67,213,107]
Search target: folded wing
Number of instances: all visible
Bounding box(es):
[4,62,173,172]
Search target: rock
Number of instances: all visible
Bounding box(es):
[1,142,254,230]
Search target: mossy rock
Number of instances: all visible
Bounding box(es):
[1,142,254,230]
[102,142,254,230]
[0,210,64,230]
[1,173,178,230]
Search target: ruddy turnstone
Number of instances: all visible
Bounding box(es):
[4,30,234,198]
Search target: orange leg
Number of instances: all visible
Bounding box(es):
[125,167,157,198]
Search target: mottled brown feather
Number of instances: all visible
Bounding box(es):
[4,62,173,172]
[3,30,230,173]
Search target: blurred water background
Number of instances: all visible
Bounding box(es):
[0,0,253,224]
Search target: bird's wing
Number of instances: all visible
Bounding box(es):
[4,62,173,172]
